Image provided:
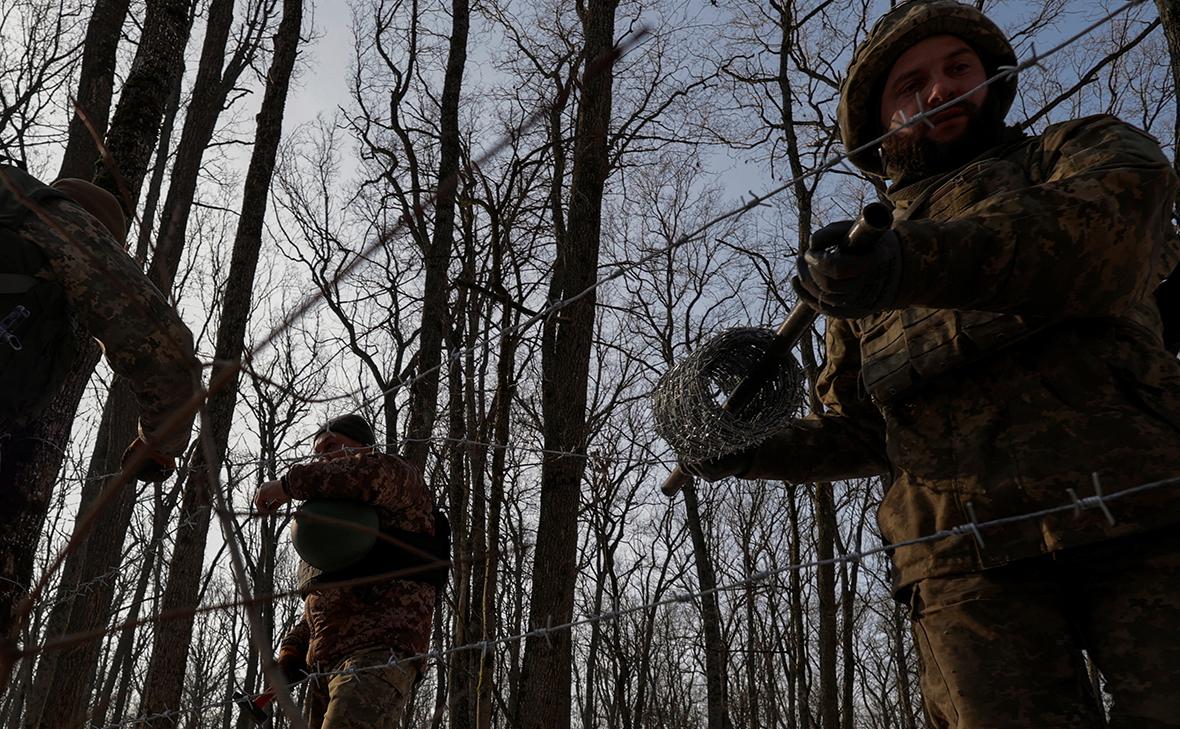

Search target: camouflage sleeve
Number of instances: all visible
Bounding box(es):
[893,115,1178,317]
[278,612,310,662]
[283,452,424,512]
[25,199,198,456]
[744,319,889,483]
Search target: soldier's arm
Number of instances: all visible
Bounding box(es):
[283,452,423,512]
[276,612,310,677]
[743,319,889,483]
[31,199,198,457]
[893,114,1177,317]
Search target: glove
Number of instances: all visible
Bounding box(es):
[276,649,309,685]
[794,219,902,319]
[683,448,756,483]
[120,436,176,483]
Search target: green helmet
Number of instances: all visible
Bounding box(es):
[838,0,1017,177]
[290,498,380,572]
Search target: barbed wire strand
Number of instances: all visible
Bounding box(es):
[3,0,1153,711]
[0,27,656,689]
[94,471,1180,728]
[318,0,1151,425]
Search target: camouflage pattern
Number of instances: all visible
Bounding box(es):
[302,647,418,729]
[838,0,1017,177]
[15,195,197,456]
[752,112,1180,584]
[279,451,436,674]
[911,530,1180,728]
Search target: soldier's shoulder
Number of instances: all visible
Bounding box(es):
[1038,114,1163,154]
[374,452,427,488]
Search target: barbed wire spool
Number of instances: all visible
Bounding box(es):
[651,327,804,465]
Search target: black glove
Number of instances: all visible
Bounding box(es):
[120,436,176,483]
[794,219,902,319]
[276,649,309,685]
[683,448,756,483]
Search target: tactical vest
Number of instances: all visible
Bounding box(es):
[0,165,76,429]
[858,130,1164,406]
[296,507,451,595]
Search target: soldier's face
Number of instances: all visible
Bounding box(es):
[879,35,989,145]
[313,432,367,460]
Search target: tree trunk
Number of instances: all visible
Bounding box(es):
[893,600,917,729]
[446,309,473,729]
[517,3,618,728]
[93,0,192,217]
[787,487,810,729]
[403,0,469,471]
[682,484,732,729]
[1153,1,1180,181]
[147,0,256,289]
[35,378,141,728]
[91,481,182,728]
[812,486,840,729]
[137,0,303,719]
[57,0,132,179]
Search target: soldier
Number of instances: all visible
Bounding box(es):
[689,2,1180,727]
[254,414,444,729]
[0,165,197,639]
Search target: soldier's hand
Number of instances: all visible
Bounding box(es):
[121,436,176,483]
[254,479,289,513]
[275,650,309,686]
[795,220,902,319]
[683,448,756,483]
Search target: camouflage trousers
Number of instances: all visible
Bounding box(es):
[909,529,1180,728]
[304,648,418,729]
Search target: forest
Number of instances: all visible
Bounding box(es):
[0,0,1177,727]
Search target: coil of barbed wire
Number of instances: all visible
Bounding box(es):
[651,327,804,465]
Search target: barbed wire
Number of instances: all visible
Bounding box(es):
[0,27,658,673]
[311,0,1152,426]
[2,0,1157,718]
[94,471,1180,728]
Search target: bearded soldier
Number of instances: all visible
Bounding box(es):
[689,2,1180,726]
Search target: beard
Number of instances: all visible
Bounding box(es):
[878,95,1008,183]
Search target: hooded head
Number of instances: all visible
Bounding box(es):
[49,178,128,245]
[838,0,1017,179]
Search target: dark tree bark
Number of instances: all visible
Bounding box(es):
[403,0,470,472]
[682,484,733,729]
[812,486,840,729]
[148,0,262,288]
[94,0,192,217]
[137,0,303,719]
[57,0,132,179]
[892,600,918,729]
[1155,1,1180,182]
[787,486,811,729]
[33,381,140,728]
[517,3,619,728]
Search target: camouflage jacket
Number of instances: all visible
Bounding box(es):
[747,115,1180,589]
[278,451,437,670]
[5,167,196,456]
